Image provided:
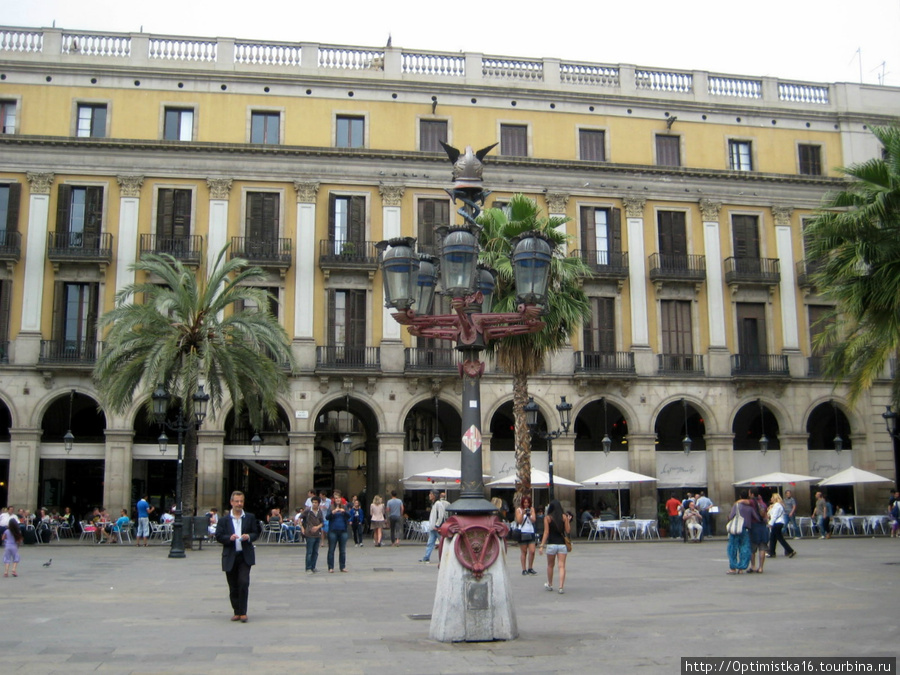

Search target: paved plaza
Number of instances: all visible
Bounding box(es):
[1,533,897,674]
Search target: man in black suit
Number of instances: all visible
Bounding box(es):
[215,491,259,623]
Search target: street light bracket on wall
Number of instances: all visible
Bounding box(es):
[681,398,692,455]
[63,389,75,454]
[758,398,769,455]
[601,397,612,455]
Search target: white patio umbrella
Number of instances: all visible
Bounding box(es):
[734,472,821,487]
[817,466,894,514]
[400,467,492,490]
[580,467,658,519]
[486,468,583,488]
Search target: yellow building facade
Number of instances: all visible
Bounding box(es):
[0,26,897,522]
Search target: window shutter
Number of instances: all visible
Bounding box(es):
[51,281,65,342]
[658,211,687,256]
[84,186,103,238]
[580,206,596,254]
[328,194,337,239]
[349,196,365,243]
[732,215,759,258]
[0,280,10,342]
[610,208,622,255]
[173,189,191,238]
[86,283,99,343]
[327,289,336,346]
[247,193,263,240]
[5,183,20,232]
[157,189,174,238]
[56,185,72,233]
[348,290,366,347]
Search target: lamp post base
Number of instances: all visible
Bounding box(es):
[429,515,517,643]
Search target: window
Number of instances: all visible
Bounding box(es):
[52,281,99,356]
[500,124,527,156]
[731,215,760,258]
[736,302,767,358]
[656,135,681,166]
[798,144,822,175]
[250,111,280,144]
[336,115,364,148]
[329,195,365,253]
[728,140,752,171]
[0,101,17,134]
[661,300,693,357]
[420,120,448,152]
[583,296,615,353]
[579,129,606,161]
[0,279,10,354]
[76,104,107,138]
[580,206,621,266]
[164,108,194,141]
[246,192,279,240]
[236,286,279,319]
[156,188,192,241]
[328,289,367,362]
[0,184,21,235]
[417,198,449,257]
[56,185,103,246]
[657,210,687,256]
[808,305,833,355]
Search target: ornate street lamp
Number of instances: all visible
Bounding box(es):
[524,396,572,501]
[832,401,843,453]
[431,397,443,457]
[681,398,692,455]
[601,398,612,455]
[379,141,548,642]
[152,382,210,559]
[251,433,262,455]
[63,389,75,454]
[758,399,769,455]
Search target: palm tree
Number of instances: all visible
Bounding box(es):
[804,124,900,406]
[477,194,591,500]
[93,245,295,517]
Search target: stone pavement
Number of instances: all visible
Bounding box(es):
[1,534,897,674]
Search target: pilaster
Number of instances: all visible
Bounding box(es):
[624,198,649,347]
[103,428,134,514]
[20,174,54,360]
[289,431,317,510]
[206,178,232,275]
[378,431,406,495]
[379,185,405,342]
[115,175,143,299]
[772,206,799,350]
[293,181,319,344]
[196,429,225,512]
[8,428,42,511]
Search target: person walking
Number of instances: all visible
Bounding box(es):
[300,497,324,573]
[386,490,404,547]
[3,518,23,577]
[515,495,538,575]
[214,491,259,623]
[369,495,385,547]
[538,499,572,594]
[726,490,758,574]
[349,498,365,547]
[767,493,796,559]
[419,489,447,564]
[812,491,828,539]
[326,490,351,573]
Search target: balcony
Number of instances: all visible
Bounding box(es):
[316,345,380,370]
[657,353,705,375]
[724,257,781,286]
[140,234,202,266]
[38,339,99,366]
[648,253,706,283]
[405,347,460,372]
[796,259,822,290]
[572,250,629,280]
[230,237,291,270]
[0,231,21,264]
[731,353,790,376]
[47,232,113,264]
[574,351,636,374]
[318,239,380,275]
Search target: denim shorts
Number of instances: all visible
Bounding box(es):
[545,544,567,556]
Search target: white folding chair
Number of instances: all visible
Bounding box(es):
[263,521,282,543]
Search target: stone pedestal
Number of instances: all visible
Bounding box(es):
[429,528,517,643]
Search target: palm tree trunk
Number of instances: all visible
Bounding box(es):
[513,372,532,503]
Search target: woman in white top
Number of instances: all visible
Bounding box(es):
[767,493,796,559]
[369,495,385,547]
[515,496,538,576]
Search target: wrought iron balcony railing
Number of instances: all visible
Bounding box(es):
[657,353,705,374]
[315,345,380,370]
[38,339,99,365]
[230,237,292,268]
[572,250,629,279]
[731,353,789,376]
[574,351,636,374]
[648,253,706,283]
[0,230,21,262]
[140,234,203,265]
[47,232,113,262]
[404,348,460,371]
[724,257,781,285]
[318,239,380,270]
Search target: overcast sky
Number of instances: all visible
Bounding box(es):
[4,0,899,87]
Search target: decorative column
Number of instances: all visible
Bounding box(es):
[546,192,570,235]
[289,431,317,512]
[206,178,232,276]
[704,432,736,528]
[628,432,659,519]
[293,181,319,369]
[377,431,406,495]
[7,428,42,512]
[700,199,730,376]
[103,428,134,514]
[624,198,652,374]
[196,429,225,513]
[552,434,576,509]
[18,172,54,364]
[379,185,405,342]
[115,175,144,300]
[772,206,804,376]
